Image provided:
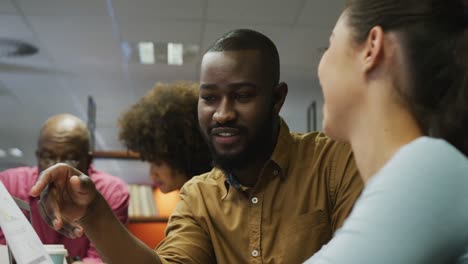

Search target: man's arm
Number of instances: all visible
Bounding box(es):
[79,193,161,264]
[31,163,215,264]
[31,164,161,264]
[155,186,215,264]
[328,142,363,231]
[83,183,130,263]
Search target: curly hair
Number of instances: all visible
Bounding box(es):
[118,82,212,178]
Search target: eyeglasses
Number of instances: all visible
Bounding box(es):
[40,158,80,168]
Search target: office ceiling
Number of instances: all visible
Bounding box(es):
[0,0,344,182]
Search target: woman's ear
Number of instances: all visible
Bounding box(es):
[362,26,385,73]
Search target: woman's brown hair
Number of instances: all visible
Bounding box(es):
[345,0,468,155]
[118,82,212,178]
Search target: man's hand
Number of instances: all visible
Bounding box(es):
[30,163,98,238]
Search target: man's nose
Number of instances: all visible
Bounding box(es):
[213,98,236,124]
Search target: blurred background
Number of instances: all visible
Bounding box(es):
[0,0,344,183]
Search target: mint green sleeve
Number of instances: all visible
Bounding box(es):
[305,138,468,264]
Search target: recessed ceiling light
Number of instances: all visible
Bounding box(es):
[128,41,199,65]
[138,42,155,64]
[0,149,6,158]
[167,43,183,66]
[8,148,23,157]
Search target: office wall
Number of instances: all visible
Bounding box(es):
[281,77,324,133]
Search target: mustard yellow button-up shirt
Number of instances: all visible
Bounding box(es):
[156,121,363,263]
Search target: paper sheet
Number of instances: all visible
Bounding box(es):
[0,181,52,264]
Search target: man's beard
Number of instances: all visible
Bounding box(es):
[203,109,275,173]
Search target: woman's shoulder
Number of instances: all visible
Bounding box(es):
[382,136,468,180]
[364,136,468,209]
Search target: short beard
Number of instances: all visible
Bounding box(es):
[204,109,276,173]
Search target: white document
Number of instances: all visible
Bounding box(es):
[0,181,52,264]
[0,245,11,263]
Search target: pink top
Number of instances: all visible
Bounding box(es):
[0,166,129,263]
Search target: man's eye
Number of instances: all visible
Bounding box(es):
[201,95,216,101]
[234,93,251,100]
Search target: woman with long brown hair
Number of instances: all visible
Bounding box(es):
[306,0,468,263]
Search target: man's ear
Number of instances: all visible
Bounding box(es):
[273,82,288,115]
[362,26,385,74]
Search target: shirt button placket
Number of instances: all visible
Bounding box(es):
[249,192,262,263]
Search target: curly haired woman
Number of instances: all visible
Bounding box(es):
[118,82,212,193]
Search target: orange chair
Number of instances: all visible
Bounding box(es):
[127,189,180,248]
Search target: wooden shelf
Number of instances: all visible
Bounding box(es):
[93,150,140,159]
[129,216,169,223]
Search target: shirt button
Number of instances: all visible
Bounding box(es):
[273,169,279,176]
[251,249,259,257]
[251,197,258,204]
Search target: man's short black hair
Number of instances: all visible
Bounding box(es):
[207,29,280,85]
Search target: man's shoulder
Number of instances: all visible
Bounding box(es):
[289,131,351,158]
[180,169,224,196]
[291,130,333,144]
[1,166,37,176]
[0,166,37,183]
[0,166,37,197]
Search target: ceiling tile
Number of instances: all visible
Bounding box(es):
[65,73,137,111]
[28,15,123,67]
[119,18,203,44]
[206,0,304,24]
[0,0,17,14]
[0,73,84,114]
[0,15,34,39]
[0,52,55,74]
[296,0,345,28]
[16,0,108,16]
[112,0,204,20]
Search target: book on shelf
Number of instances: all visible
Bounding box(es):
[128,184,158,218]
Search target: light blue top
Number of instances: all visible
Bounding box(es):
[305,137,468,264]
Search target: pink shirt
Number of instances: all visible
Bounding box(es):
[0,166,129,263]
